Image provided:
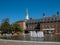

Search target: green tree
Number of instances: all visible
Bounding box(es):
[1,18,11,33]
[35,22,40,29]
[35,22,40,32]
[0,24,1,34]
[11,23,23,33]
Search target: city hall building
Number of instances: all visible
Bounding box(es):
[17,9,60,35]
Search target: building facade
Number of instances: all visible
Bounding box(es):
[26,15,60,34]
[17,9,60,34]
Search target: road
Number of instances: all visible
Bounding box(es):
[0,39,60,45]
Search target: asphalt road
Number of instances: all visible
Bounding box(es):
[0,39,60,45]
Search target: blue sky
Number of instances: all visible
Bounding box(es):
[0,0,60,23]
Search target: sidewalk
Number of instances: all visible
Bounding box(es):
[0,39,60,45]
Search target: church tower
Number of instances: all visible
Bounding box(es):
[25,8,29,20]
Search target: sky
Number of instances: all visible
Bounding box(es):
[0,0,60,24]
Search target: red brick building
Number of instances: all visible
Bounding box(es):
[25,12,60,34]
[17,9,60,35]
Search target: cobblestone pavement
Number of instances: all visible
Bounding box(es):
[0,39,60,45]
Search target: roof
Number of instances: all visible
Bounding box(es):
[16,20,25,23]
[26,15,60,24]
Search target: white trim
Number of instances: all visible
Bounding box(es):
[42,28,54,30]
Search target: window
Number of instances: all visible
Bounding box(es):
[51,18,53,20]
[51,25,54,28]
[48,18,50,20]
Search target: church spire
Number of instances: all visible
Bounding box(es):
[25,8,29,20]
